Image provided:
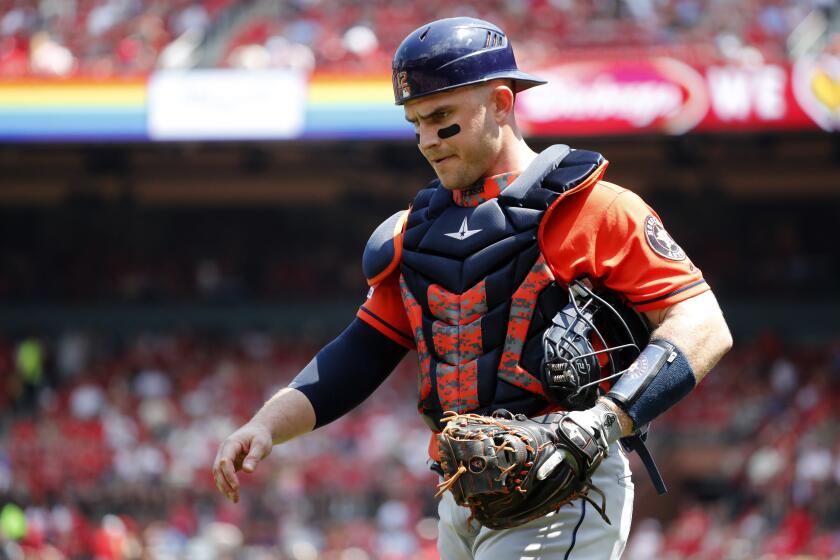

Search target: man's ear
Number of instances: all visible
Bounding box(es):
[491,82,516,123]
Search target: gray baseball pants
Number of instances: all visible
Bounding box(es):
[436,442,634,560]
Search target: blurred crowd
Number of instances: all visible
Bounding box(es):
[1,329,839,558]
[0,330,439,559]
[1,0,834,78]
[626,333,840,559]
[0,0,235,76]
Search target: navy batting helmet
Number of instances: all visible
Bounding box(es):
[392,17,547,105]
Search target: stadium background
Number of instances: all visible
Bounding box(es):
[1,0,839,558]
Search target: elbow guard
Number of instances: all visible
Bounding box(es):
[606,339,696,430]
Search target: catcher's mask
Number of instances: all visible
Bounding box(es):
[541,279,651,410]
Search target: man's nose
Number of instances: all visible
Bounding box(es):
[417,125,440,151]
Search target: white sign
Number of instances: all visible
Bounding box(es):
[148,69,307,140]
[707,65,786,121]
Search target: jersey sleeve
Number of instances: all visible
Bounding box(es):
[357,269,415,349]
[542,181,709,312]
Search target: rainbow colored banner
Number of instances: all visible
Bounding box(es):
[0,79,147,141]
[304,75,409,139]
[0,74,410,142]
[0,57,834,142]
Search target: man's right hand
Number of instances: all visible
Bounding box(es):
[212,422,273,503]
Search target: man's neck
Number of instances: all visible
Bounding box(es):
[486,137,538,177]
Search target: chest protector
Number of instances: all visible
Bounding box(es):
[397,146,608,430]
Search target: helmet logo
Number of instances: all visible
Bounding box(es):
[397,71,411,99]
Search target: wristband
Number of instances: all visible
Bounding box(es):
[606,339,696,430]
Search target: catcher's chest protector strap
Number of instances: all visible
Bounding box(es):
[496,144,571,200]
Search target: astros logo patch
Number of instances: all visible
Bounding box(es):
[644,215,685,261]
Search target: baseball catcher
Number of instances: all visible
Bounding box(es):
[213,16,733,560]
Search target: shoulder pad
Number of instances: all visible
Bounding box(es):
[363,210,408,286]
[541,149,606,195]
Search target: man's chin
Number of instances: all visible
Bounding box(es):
[437,173,478,191]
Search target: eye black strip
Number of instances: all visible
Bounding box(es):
[437,123,461,139]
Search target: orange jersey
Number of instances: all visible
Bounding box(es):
[358,179,707,345]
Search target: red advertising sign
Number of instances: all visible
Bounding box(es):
[517,58,709,135]
[516,56,834,136]
[700,63,813,131]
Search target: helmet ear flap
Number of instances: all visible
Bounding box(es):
[540,280,651,410]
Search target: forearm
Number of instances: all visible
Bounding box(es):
[247,318,407,445]
[601,290,732,437]
[645,290,732,383]
[250,387,316,445]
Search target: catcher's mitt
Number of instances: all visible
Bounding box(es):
[435,409,611,530]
